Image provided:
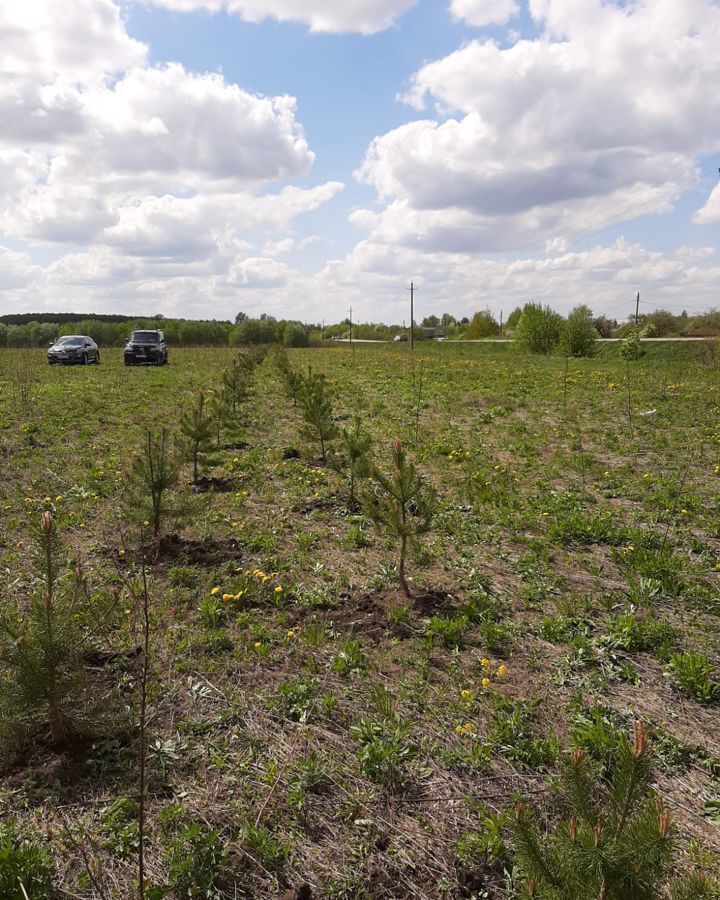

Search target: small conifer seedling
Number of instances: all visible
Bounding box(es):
[512,721,712,900]
[130,427,182,537]
[329,415,373,508]
[180,389,215,484]
[298,367,339,461]
[364,438,436,597]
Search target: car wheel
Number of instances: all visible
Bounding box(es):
[95,352,100,364]
[82,353,89,365]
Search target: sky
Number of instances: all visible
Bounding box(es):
[1,0,720,325]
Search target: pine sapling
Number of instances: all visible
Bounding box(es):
[180,389,214,484]
[299,367,339,461]
[0,512,87,755]
[328,415,373,508]
[512,722,712,899]
[364,438,437,597]
[222,359,249,414]
[207,386,233,447]
[130,427,182,537]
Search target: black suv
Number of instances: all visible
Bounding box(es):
[124,330,168,366]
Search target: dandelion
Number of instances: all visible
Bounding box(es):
[143,520,150,527]
[497,664,508,678]
[481,658,490,669]
[482,677,491,687]
[210,586,220,595]
[231,521,238,528]
[222,593,234,601]
[287,630,295,638]
[274,586,283,594]
[254,641,262,649]
[119,548,125,556]
[455,724,465,734]
[460,689,473,702]
[234,590,245,600]
[55,495,62,502]
[463,722,475,733]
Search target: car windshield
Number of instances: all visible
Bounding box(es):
[131,331,159,342]
[56,337,85,346]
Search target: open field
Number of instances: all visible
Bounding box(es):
[1,342,719,898]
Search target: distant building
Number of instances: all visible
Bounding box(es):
[422,326,445,340]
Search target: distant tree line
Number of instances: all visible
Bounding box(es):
[2,305,719,352]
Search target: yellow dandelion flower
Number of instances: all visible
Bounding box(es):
[222,593,234,601]
[460,689,473,701]
[287,629,295,638]
[481,677,491,687]
[463,722,475,733]
[454,725,465,734]
[210,586,220,595]
[497,665,508,678]
[55,495,62,502]
[481,658,490,669]
[254,641,262,649]
[274,586,283,594]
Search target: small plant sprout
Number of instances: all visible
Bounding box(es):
[180,389,215,484]
[365,437,437,597]
[328,415,373,508]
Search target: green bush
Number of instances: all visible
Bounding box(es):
[514,302,563,354]
[166,822,231,898]
[0,819,54,900]
[560,304,599,357]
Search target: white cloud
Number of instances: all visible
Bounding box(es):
[450,0,518,27]
[359,0,720,255]
[0,245,38,289]
[229,256,290,287]
[1,0,146,81]
[141,0,418,34]
[694,184,720,225]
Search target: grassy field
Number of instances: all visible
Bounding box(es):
[0,342,719,898]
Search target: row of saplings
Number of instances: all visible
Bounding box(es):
[0,347,714,897]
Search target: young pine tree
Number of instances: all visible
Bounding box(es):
[130,427,182,536]
[299,367,339,461]
[0,512,88,756]
[222,358,249,414]
[180,389,215,484]
[207,386,233,448]
[364,438,436,597]
[328,415,373,508]
[512,722,713,900]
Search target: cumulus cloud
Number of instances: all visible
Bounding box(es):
[142,0,418,34]
[0,0,344,309]
[449,0,518,27]
[1,0,146,80]
[359,0,720,255]
[694,184,720,225]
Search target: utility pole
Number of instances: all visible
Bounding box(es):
[499,309,503,335]
[321,318,324,341]
[408,282,416,351]
[635,292,640,327]
[349,306,353,351]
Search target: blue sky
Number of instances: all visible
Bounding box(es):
[0,0,719,323]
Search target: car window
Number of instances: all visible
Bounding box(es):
[131,331,159,341]
[58,337,84,346]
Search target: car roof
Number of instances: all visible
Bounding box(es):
[58,334,89,339]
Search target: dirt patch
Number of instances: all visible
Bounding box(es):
[151,533,243,565]
[191,475,235,493]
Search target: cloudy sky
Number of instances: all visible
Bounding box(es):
[1,0,719,324]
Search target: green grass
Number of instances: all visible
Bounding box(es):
[1,342,720,897]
